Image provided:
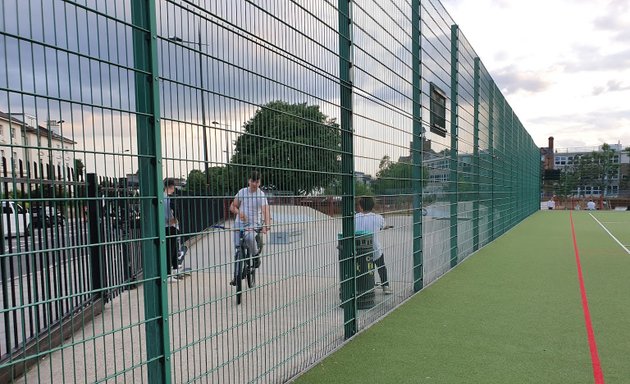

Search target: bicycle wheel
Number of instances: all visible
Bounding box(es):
[247,262,256,288]
[236,271,243,305]
[235,258,243,305]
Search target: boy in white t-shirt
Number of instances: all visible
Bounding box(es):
[229,171,271,285]
[355,196,392,294]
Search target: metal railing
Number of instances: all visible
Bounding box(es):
[0,1,540,383]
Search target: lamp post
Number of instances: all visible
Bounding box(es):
[57,120,64,180]
[169,24,210,188]
[212,121,232,163]
[119,148,130,178]
[45,119,64,180]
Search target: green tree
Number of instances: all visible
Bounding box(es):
[185,169,208,195]
[372,155,426,195]
[557,166,580,198]
[230,101,340,195]
[621,147,630,192]
[324,178,373,196]
[574,144,620,196]
[204,165,244,197]
[74,158,85,181]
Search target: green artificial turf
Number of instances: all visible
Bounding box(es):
[295,211,630,384]
[571,211,630,383]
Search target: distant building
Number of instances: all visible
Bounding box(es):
[543,139,628,197]
[354,171,373,186]
[0,111,76,190]
[540,136,554,171]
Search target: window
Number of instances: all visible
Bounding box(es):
[554,156,567,166]
[0,124,3,135]
[430,83,447,137]
[10,127,15,138]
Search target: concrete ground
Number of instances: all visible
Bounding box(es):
[15,204,470,383]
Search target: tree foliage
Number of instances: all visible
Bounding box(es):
[557,143,621,196]
[185,169,208,195]
[372,155,426,195]
[324,178,373,196]
[230,101,340,195]
[74,158,85,181]
[622,147,630,192]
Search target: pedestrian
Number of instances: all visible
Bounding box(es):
[355,196,392,294]
[586,199,596,210]
[547,198,556,210]
[164,178,180,282]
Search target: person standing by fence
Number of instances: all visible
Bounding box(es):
[164,178,181,282]
[355,196,392,294]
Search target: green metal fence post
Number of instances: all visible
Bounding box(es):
[498,95,509,235]
[338,0,356,339]
[411,0,423,292]
[449,24,459,268]
[86,173,103,300]
[488,83,495,241]
[473,57,480,252]
[131,1,170,382]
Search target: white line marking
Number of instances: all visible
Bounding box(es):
[589,213,630,255]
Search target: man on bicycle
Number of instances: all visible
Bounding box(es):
[229,171,271,281]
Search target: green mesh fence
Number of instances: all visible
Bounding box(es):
[0,1,539,383]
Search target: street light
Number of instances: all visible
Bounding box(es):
[169,24,210,187]
[212,121,232,163]
[45,119,64,180]
[119,148,130,178]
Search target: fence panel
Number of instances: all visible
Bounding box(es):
[0,1,540,383]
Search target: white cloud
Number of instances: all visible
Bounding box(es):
[443,0,630,149]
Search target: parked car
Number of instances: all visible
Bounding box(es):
[29,205,66,230]
[2,201,31,238]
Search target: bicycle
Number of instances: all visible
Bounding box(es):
[228,226,263,305]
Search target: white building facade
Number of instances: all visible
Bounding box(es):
[0,112,75,189]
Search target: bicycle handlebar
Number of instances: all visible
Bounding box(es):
[211,224,262,233]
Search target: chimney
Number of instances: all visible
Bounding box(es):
[545,136,555,170]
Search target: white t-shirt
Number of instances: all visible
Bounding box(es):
[587,201,596,210]
[234,187,268,228]
[354,212,385,260]
[547,200,555,209]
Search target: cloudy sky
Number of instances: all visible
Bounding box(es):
[442,0,630,150]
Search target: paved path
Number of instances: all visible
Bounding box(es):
[14,204,472,383]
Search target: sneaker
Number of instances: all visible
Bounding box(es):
[178,246,188,260]
[167,276,180,283]
[382,285,393,295]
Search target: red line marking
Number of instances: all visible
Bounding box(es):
[570,211,605,383]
